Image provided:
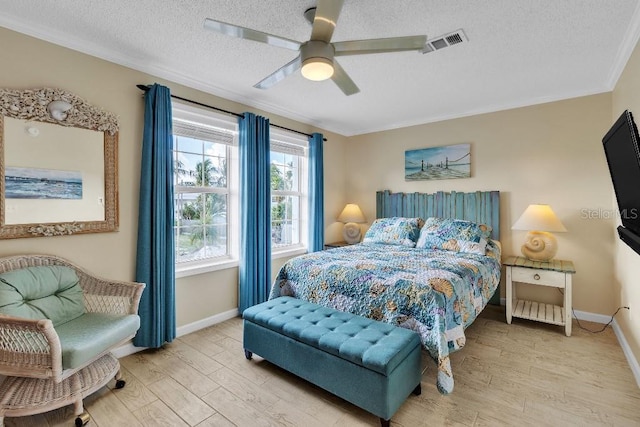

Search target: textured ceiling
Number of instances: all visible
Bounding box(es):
[1,0,640,136]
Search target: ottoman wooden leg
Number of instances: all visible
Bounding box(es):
[380,418,390,427]
[244,349,253,360]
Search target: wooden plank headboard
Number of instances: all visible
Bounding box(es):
[376,190,501,240]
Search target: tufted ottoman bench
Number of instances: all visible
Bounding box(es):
[242,296,422,427]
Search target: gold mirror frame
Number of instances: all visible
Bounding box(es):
[0,88,119,239]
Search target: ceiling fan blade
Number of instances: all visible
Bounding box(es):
[331,60,359,96]
[203,18,301,51]
[310,0,344,42]
[253,56,302,89]
[333,35,427,56]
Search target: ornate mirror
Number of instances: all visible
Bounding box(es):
[0,88,119,239]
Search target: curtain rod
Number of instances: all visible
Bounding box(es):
[136,84,326,141]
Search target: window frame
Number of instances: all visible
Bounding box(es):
[172,101,239,277]
[269,128,309,258]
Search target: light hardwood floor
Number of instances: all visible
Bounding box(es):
[6,305,640,426]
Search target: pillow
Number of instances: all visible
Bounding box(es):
[415,217,488,255]
[0,266,85,326]
[478,223,493,240]
[362,217,424,247]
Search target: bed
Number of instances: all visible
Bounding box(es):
[269,190,501,394]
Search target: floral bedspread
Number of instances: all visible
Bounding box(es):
[269,241,501,394]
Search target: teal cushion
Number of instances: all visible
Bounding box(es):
[56,313,140,369]
[0,266,85,326]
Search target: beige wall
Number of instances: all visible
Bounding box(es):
[612,38,640,366]
[0,27,348,327]
[345,94,616,315]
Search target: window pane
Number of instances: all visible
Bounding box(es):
[175,151,201,186]
[174,136,228,189]
[175,192,201,223]
[175,192,228,262]
[175,135,204,154]
[271,195,300,247]
[176,226,204,263]
[201,155,227,188]
[270,154,298,191]
[204,193,227,224]
[271,151,285,166]
[283,153,295,166]
[175,224,228,262]
[283,165,297,191]
[270,163,284,191]
[203,140,226,157]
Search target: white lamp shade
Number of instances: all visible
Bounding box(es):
[337,204,366,223]
[512,204,567,232]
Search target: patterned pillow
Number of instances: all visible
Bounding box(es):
[362,217,424,247]
[415,217,489,254]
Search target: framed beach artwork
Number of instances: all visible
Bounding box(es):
[5,167,83,199]
[405,143,471,180]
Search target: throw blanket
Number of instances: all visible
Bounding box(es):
[269,241,501,393]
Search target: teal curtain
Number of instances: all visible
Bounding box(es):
[308,133,324,252]
[238,112,271,313]
[134,83,176,348]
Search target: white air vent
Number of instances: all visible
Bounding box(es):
[423,29,467,54]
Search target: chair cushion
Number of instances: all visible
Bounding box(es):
[56,313,140,370]
[0,266,84,326]
[243,297,420,376]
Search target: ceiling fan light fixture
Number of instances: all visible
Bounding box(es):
[203,1,426,95]
[301,57,334,81]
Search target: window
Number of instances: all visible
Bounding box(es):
[172,102,238,271]
[172,103,308,275]
[270,130,308,254]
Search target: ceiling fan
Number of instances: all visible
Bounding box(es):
[203,0,427,95]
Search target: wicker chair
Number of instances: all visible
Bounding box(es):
[0,254,145,426]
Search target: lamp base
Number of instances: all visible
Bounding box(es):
[521,231,558,261]
[342,222,362,245]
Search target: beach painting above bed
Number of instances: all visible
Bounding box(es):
[405,143,471,180]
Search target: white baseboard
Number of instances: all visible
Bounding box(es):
[501,298,639,388]
[112,342,147,359]
[572,309,612,323]
[112,308,240,359]
[612,319,640,388]
[175,308,240,336]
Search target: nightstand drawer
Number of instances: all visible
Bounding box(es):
[511,267,566,287]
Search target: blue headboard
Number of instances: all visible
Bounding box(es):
[376,190,501,240]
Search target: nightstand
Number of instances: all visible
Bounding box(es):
[504,256,576,336]
[324,241,350,249]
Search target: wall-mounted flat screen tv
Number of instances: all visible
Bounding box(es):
[602,110,640,255]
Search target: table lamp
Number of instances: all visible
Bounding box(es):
[512,204,567,261]
[337,203,366,244]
